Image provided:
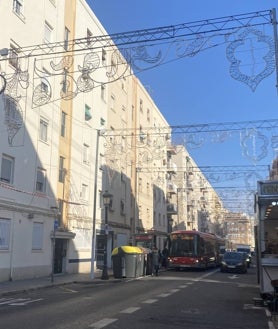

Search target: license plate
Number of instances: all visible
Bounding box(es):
[228,265,235,268]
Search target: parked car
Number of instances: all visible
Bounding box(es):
[220,251,248,273]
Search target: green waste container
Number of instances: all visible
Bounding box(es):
[112,246,144,278]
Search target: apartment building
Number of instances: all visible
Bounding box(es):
[224,212,254,248]
[171,145,225,235]
[0,0,115,281]
[104,71,170,251]
[0,0,171,281]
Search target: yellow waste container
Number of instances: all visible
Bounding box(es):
[112,246,144,278]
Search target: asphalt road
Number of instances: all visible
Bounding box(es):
[0,266,273,329]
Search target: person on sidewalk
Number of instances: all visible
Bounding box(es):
[161,246,169,269]
[151,246,160,276]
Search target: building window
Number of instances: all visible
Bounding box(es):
[87,28,93,46]
[83,143,90,164]
[101,84,106,101]
[85,104,92,121]
[81,183,88,201]
[36,168,46,193]
[0,218,11,250]
[61,111,66,137]
[102,48,107,66]
[111,58,116,73]
[9,45,19,69]
[100,117,105,126]
[147,182,150,194]
[1,155,14,184]
[110,94,115,112]
[44,21,53,43]
[121,77,126,92]
[32,222,43,250]
[13,0,24,18]
[138,177,142,192]
[139,99,143,113]
[147,108,150,122]
[39,118,48,142]
[41,78,49,94]
[62,71,68,94]
[64,27,70,50]
[59,156,65,183]
[120,200,126,215]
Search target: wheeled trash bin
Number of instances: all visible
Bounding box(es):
[112,246,144,278]
[138,247,152,275]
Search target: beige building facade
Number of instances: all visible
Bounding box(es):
[170,145,225,235]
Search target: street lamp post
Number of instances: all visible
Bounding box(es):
[101,190,113,280]
[50,206,59,283]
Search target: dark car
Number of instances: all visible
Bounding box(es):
[236,248,252,268]
[220,251,248,273]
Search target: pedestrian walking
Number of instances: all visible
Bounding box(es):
[162,247,169,268]
[152,246,160,276]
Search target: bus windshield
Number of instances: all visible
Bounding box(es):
[169,233,198,257]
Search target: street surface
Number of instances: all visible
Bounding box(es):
[0,266,273,329]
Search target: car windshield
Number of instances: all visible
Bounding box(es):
[224,252,242,260]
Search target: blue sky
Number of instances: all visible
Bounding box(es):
[87,1,278,213]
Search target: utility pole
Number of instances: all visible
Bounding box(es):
[271,8,278,94]
[90,129,100,279]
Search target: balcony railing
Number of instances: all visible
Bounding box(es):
[167,203,178,214]
[167,182,177,194]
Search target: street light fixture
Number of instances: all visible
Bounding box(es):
[101,190,113,280]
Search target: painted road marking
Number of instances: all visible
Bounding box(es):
[120,307,141,314]
[89,318,117,328]
[59,286,78,293]
[243,303,265,310]
[157,293,171,297]
[9,298,43,306]
[142,299,158,304]
[0,298,16,305]
[0,297,43,306]
[228,274,239,280]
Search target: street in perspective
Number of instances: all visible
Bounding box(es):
[1,2,278,329]
[0,266,274,329]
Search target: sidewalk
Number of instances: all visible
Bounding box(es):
[0,269,120,297]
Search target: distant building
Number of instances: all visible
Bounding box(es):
[171,145,225,235]
[224,212,254,248]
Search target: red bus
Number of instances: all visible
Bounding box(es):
[167,230,225,270]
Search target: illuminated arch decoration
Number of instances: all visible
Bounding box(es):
[3,94,23,145]
[226,28,275,91]
[2,66,29,146]
[240,129,268,162]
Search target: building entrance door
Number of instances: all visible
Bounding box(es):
[54,239,67,274]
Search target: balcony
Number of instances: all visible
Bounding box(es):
[167,145,177,155]
[167,161,177,173]
[167,182,177,194]
[167,203,178,215]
